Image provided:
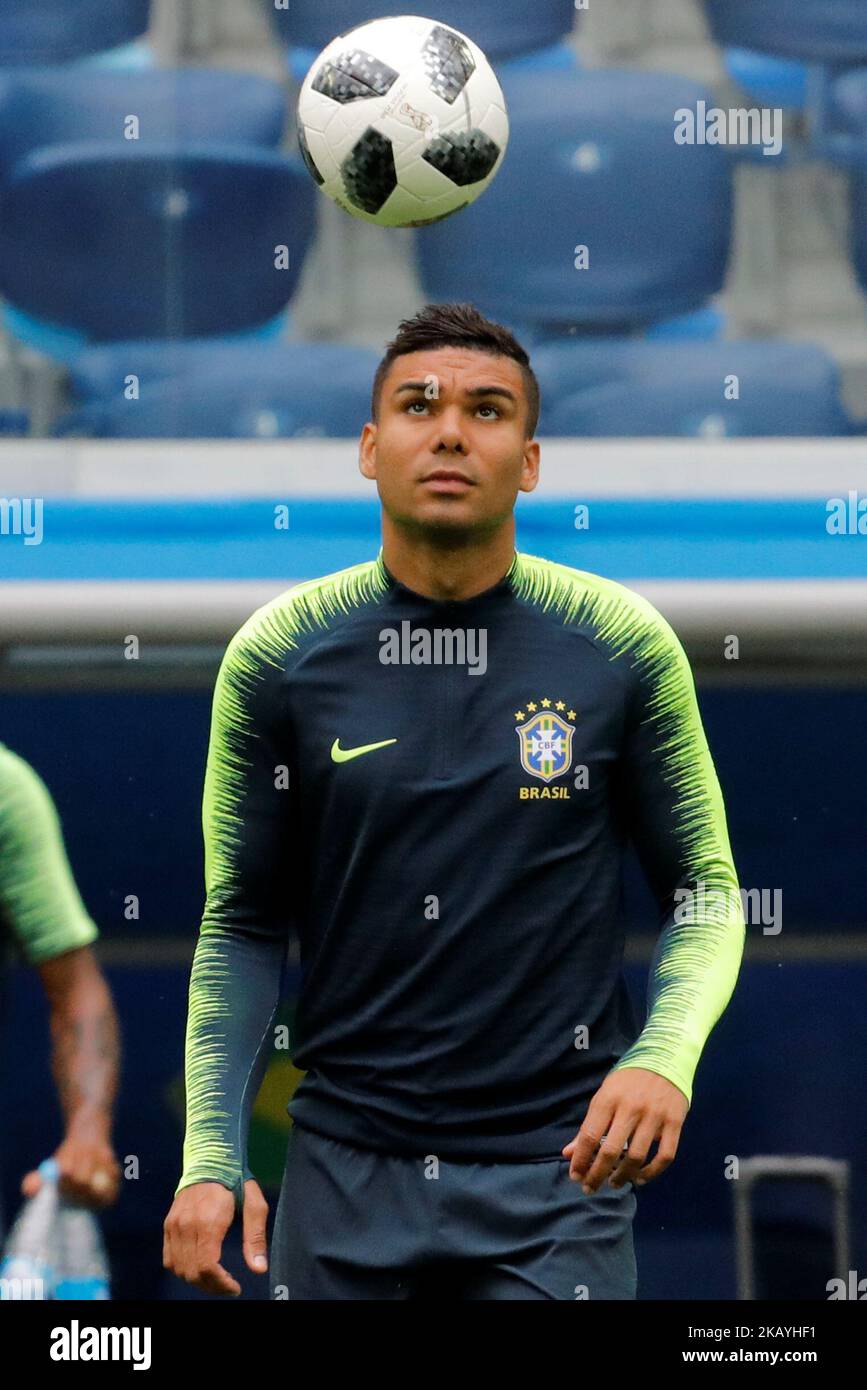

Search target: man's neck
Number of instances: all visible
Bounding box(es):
[381,527,517,602]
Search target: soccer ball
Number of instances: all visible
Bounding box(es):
[296,15,509,228]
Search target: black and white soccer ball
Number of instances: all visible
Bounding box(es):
[296,15,509,227]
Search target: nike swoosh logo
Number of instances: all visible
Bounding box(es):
[331,737,398,763]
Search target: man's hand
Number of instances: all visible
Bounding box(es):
[561,1067,689,1193]
[163,1178,269,1297]
[21,1124,121,1208]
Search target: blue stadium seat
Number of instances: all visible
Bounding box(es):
[498,43,579,76]
[0,0,151,66]
[536,340,853,437]
[0,409,28,435]
[416,70,733,334]
[0,69,289,187]
[705,5,867,165]
[532,338,640,400]
[55,343,380,438]
[67,338,312,401]
[703,1,867,64]
[824,68,867,166]
[270,1,578,63]
[724,48,808,111]
[829,67,867,133]
[78,39,153,71]
[0,144,316,356]
[645,307,726,340]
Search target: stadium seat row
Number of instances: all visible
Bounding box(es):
[2,1,865,72]
[3,64,867,344]
[53,337,854,439]
[1,8,866,436]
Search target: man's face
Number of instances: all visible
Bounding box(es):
[359,347,540,537]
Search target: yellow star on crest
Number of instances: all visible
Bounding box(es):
[567,709,577,720]
[541,697,551,708]
[555,701,565,711]
[526,701,537,712]
[515,710,525,721]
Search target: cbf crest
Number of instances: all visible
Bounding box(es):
[515,698,577,783]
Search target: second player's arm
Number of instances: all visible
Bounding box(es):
[0,747,121,1205]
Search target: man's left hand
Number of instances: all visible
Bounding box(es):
[561,1067,688,1193]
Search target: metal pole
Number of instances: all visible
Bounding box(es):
[734,1155,851,1299]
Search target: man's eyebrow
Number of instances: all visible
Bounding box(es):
[392,381,517,403]
[465,385,517,404]
[393,381,432,396]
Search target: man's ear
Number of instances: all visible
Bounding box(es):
[359,421,377,480]
[519,439,541,495]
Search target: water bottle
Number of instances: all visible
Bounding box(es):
[0,1157,111,1300]
[0,1157,61,1299]
[55,1201,110,1300]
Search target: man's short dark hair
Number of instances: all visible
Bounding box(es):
[371,302,541,439]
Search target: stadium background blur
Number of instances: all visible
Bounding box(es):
[0,0,866,1301]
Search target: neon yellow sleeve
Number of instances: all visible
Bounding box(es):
[608,607,745,1106]
[0,744,98,965]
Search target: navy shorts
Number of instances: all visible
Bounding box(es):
[269,1123,638,1301]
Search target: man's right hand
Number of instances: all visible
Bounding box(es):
[163,1179,269,1296]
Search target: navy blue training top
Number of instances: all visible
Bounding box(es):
[176,549,744,1205]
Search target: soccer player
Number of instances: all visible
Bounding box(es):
[164,303,745,1300]
[0,742,121,1236]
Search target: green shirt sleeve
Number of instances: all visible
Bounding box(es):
[0,743,99,965]
[609,606,745,1106]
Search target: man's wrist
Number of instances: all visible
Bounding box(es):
[65,1106,113,1142]
[175,1172,243,1207]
